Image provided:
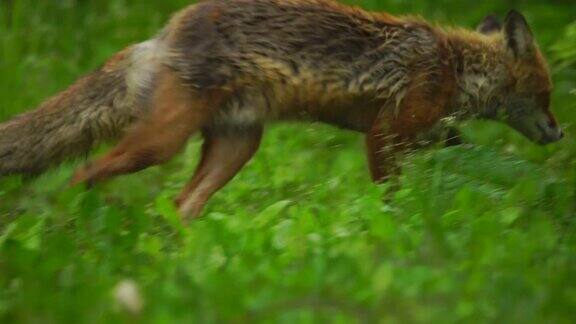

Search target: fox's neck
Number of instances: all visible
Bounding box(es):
[446,31,509,120]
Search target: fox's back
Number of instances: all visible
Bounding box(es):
[116,0,449,131]
[164,1,443,97]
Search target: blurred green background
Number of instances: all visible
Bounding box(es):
[1,0,575,323]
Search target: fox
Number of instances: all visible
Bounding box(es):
[0,0,563,220]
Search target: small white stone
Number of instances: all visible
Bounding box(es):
[113,279,144,315]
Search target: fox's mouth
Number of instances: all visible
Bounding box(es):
[511,119,564,145]
[535,122,564,145]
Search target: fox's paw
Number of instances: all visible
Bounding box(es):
[177,199,204,224]
[69,162,96,188]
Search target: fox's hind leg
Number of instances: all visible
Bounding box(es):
[71,68,223,186]
[176,126,263,221]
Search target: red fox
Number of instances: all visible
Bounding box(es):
[0,0,563,220]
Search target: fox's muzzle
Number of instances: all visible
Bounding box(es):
[536,118,564,144]
[507,107,564,145]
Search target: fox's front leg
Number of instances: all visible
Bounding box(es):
[365,121,402,183]
[365,85,452,183]
[415,124,464,148]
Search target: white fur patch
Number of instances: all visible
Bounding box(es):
[125,39,168,105]
[214,90,271,127]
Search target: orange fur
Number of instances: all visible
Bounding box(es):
[71,68,224,186]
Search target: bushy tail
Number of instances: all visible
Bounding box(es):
[0,46,148,176]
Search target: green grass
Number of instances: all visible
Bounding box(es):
[1,0,576,323]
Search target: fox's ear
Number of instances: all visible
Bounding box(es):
[503,10,535,59]
[477,14,502,35]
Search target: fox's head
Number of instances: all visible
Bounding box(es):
[476,11,563,145]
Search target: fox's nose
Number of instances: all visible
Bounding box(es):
[551,127,564,142]
[546,118,564,140]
